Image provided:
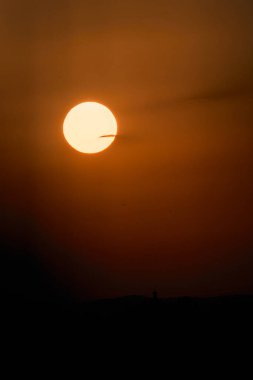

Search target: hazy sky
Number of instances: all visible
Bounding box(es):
[1,0,253,298]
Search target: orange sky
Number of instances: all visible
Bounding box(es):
[1,0,253,298]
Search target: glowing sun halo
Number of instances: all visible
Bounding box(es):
[63,102,117,154]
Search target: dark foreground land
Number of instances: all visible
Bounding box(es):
[2,287,253,355]
[1,251,253,340]
[2,293,253,335]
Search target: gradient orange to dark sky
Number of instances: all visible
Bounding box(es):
[1,0,253,298]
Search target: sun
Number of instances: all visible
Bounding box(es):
[63,102,117,154]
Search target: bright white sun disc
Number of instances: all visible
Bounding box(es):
[63,102,117,154]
